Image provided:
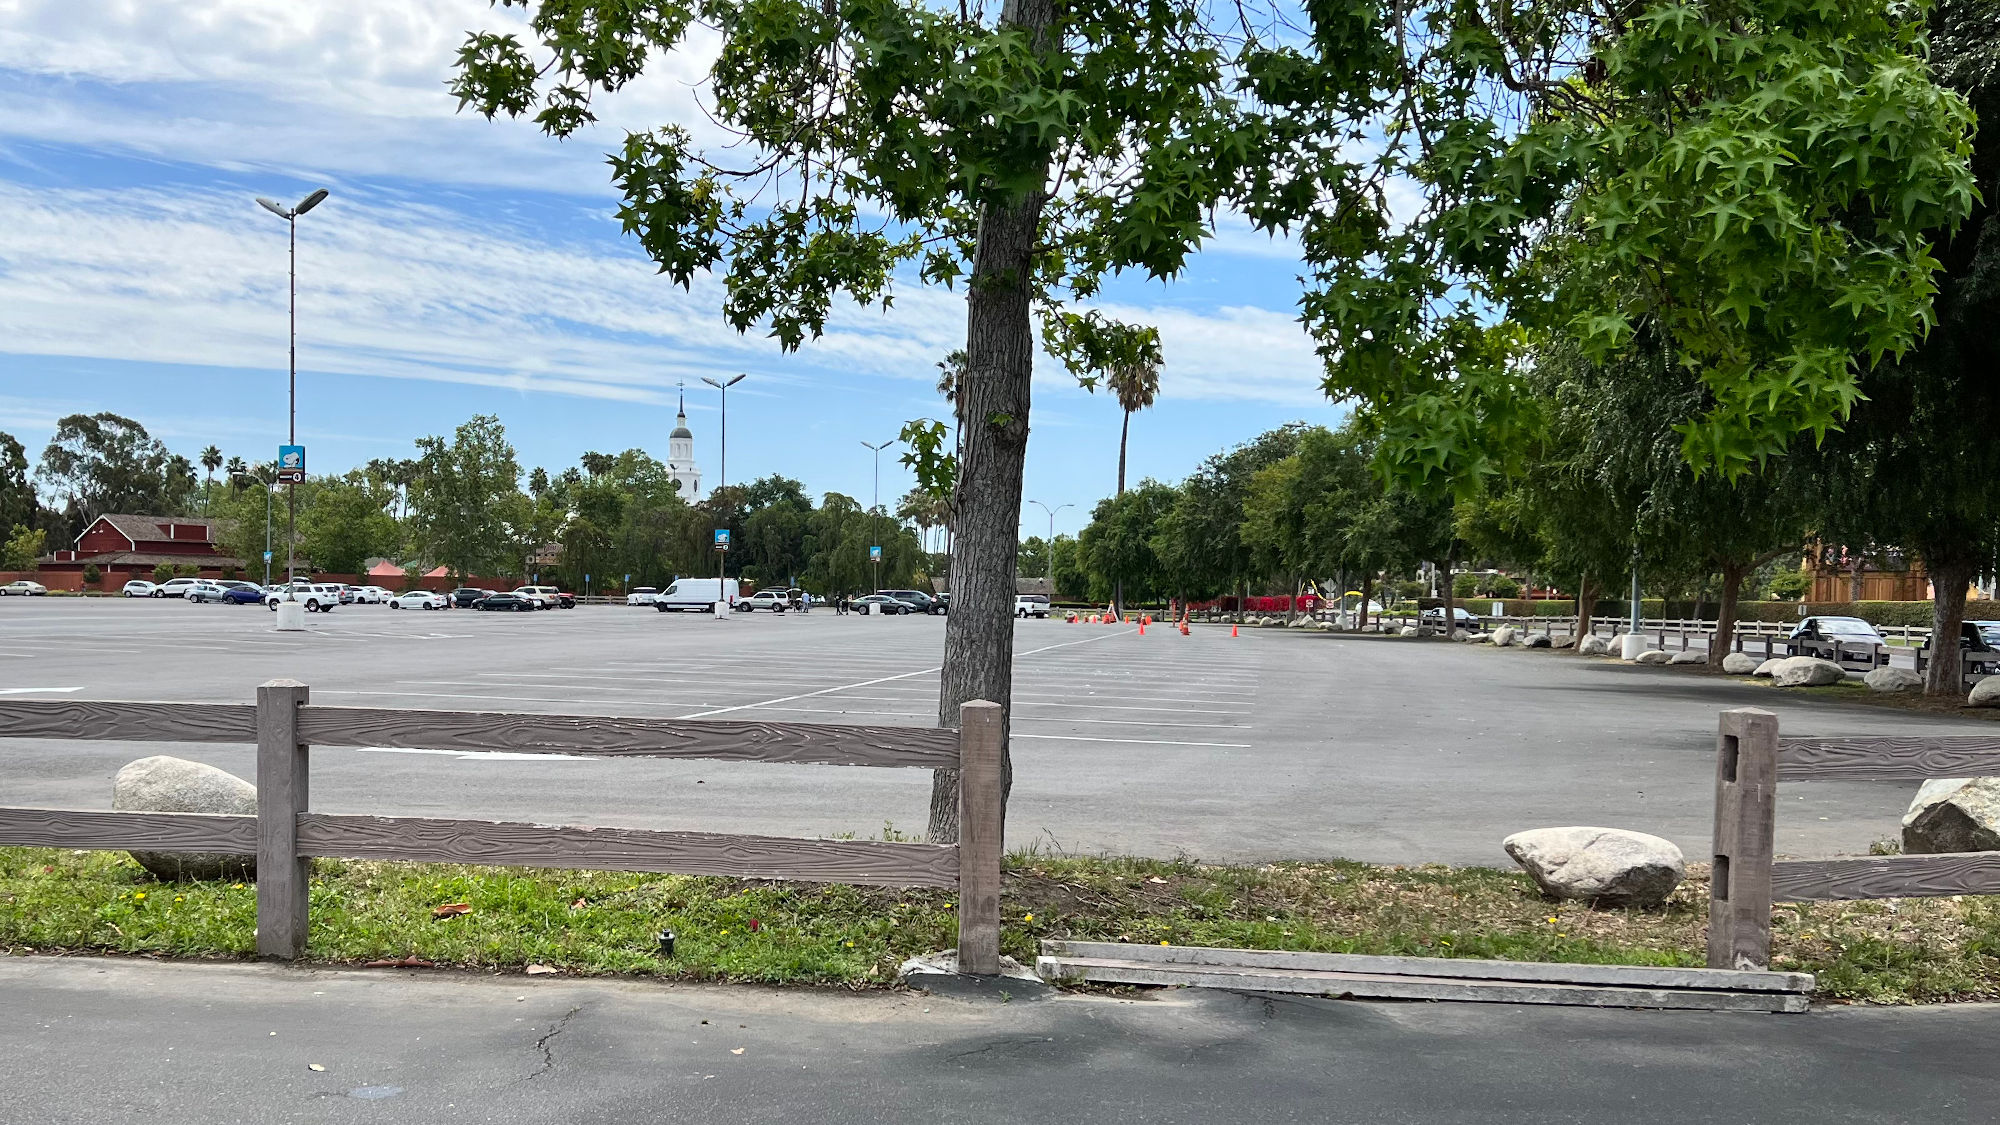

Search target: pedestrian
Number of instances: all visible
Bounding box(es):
[837,591,848,615]
[800,591,812,614]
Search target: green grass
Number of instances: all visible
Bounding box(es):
[6,847,1999,1003]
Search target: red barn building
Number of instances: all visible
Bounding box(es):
[39,515,244,590]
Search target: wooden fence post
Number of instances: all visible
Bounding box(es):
[257,679,310,960]
[1709,707,1778,971]
[955,700,1004,975]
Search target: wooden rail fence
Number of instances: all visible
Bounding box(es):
[1707,706,2000,970]
[0,681,1005,973]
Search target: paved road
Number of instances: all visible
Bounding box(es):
[2,599,1994,865]
[2,955,1994,1124]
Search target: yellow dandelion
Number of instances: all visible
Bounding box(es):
[844,941,855,948]
[1023,913,1034,922]
[134,892,146,900]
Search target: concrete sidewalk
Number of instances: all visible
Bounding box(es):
[2,955,1993,1123]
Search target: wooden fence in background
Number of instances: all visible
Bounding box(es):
[0,683,1004,973]
[1708,706,2000,970]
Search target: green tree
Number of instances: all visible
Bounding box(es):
[298,473,403,575]
[1306,0,1976,487]
[199,445,223,513]
[0,433,35,536]
[1077,481,1177,606]
[35,413,182,538]
[1016,535,1049,582]
[408,415,524,580]
[1,524,45,570]
[450,0,1404,842]
[1149,426,1307,617]
[1812,0,2000,695]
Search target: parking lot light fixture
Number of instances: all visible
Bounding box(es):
[256,187,330,599]
[862,439,894,593]
[701,374,747,594]
[1027,501,1071,581]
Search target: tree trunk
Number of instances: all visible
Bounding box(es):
[1924,557,1977,698]
[1709,561,1746,669]
[1575,572,1596,640]
[927,0,1053,843]
[1117,409,1129,496]
[1441,550,1456,639]
[1848,559,1865,602]
[1359,574,1373,631]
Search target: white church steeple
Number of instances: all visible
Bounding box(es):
[666,383,702,497]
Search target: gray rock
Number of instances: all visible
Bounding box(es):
[1753,658,1784,677]
[1969,677,2000,708]
[1522,633,1552,649]
[1502,827,1685,908]
[113,756,257,882]
[1721,652,1761,675]
[1491,625,1517,647]
[1451,628,1470,641]
[1398,625,1419,637]
[1634,650,1671,665]
[1668,650,1706,665]
[1903,778,2000,853]
[1772,656,1845,687]
[1577,635,1610,656]
[1550,635,1576,650]
[1865,666,1923,694]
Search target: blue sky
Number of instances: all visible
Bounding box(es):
[0,2,1348,538]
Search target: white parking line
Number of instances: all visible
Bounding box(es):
[1013,733,1251,748]
[676,628,1138,719]
[0,686,84,695]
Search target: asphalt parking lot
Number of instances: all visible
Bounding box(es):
[3,597,1994,866]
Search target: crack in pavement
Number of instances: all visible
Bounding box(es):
[945,1036,1056,1062]
[528,1005,584,1082]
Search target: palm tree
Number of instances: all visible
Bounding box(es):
[1107,360,1160,497]
[225,456,248,490]
[200,446,223,513]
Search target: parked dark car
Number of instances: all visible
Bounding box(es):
[879,589,940,614]
[450,587,492,608]
[220,584,267,605]
[932,592,951,614]
[474,592,537,612]
[852,594,912,615]
[1915,620,2000,683]
[1421,606,1481,631]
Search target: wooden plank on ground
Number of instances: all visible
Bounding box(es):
[1778,736,2000,782]
[294,813,960,887]
[0,700,258,744]
[1034,956,1808,1013]
[1039,941,1813,994]
[1774,852,2000,901]
[0,806,255,852]
[294,706,958,768]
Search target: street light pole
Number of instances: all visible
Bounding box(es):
[256,188,328,596]
[264,480,274,586]
[701,374,747,595]
[1027,500,1071,582]
[863,439,894,593]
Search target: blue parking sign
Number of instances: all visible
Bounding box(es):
[276,444,305,483]
[869,545,882,562]
[714,529,731,551]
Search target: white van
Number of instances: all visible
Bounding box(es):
[653,577,741,613]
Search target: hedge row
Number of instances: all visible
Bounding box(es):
[1486,598,1995,628]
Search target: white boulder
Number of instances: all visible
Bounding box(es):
[1502,827,1685,908]
[1491,625,1517,647]
[1864,667,1923,694]
[1969,678,2000,708]
[1772,656,1845,687]
[1667,650,1706,666]
[1634,650,1671,665]
[1577,635,1610,656]
[1903,778,2000,853]
[1398,625,1419,637]
[1721,652,1761,675]
[113,756,257,882]
[1753,658,1784,677]
[1550,635,1576,650]
[1522,633,1552,649]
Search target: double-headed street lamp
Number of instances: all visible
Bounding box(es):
[1027,500,1072,581]
[862,439,895,593]
[255,188,329,593]
[701,374,746,589]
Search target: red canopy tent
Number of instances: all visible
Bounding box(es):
[365,560,406,579]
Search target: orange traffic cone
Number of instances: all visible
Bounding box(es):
[1138,620,1145,635]
[1179,620,1190,636]
[1230,623,1239,638]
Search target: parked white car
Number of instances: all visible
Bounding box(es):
[264,582,342,612]
[626,586,660,606]
[735,589,790,613]
[388,590,450,610]
[348,585,393,604]
[1015,594,1050,618]
[513,585,560,608]
[184,580,231,604]
[122,580,161,598]
[0,580,47,596]
[158,577,199,598]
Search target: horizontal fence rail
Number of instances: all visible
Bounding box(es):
[0,683,1004,973]
[1710,708,2000,970]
